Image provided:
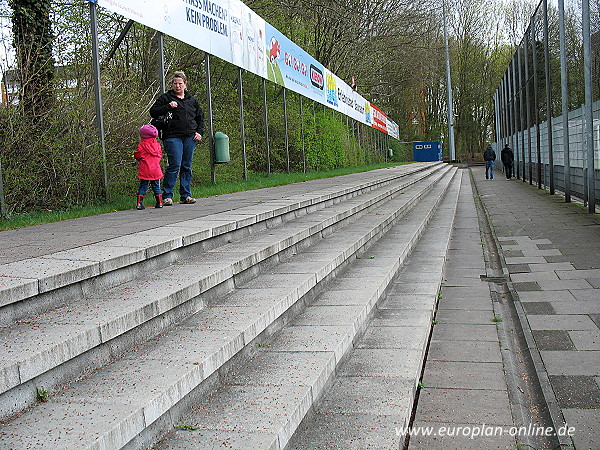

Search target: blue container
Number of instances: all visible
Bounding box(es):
[413,141,442,162]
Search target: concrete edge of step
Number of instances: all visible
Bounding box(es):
[0,165,440,311]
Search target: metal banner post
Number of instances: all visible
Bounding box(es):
[238,68,247,180]
[262,79,271,175]
[205,53,216,183]
[283,87,290,173]
[89,1,109,200]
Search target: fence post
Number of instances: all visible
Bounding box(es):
[524,29,533,184]
[518,43,526,181]
[543,0,555,194]
[582,0,595,212]
[558,0,571,202]
[512,54,520,178]
[532,17,542,189]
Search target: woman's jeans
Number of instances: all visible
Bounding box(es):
[163,136,196,200]
[485,161,495,179]
[137,179,161,195]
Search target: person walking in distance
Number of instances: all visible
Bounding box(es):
[484,145,496,180]
[150,70,205,206]
[134,124,163,210]
[501,143,514,179]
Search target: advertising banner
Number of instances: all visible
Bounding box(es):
[387,119,399,139]
[264,24,325,104]
[91,0,398,138]
[370,103,388,133]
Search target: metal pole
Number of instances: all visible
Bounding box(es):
[157,32,166,94]
[0,157,7,218]
[558,0,571,201]
[507,67,513,165]
[532,19,542,188]
[283,87,290,173]
[312,101,317,170]
[582,0,595,212]
[299,94,306,172]
[524,30,533,184]
[101,19,134,69]
[238,68,247,180]
[518,43,526,181]
[262,78,271,175]
[494,90,500,148]
[205,53,216,183]
[512,54,520,179]
[443,0,456,161]
[502,73,507,145]
[543,0,555,194]
[89,1,108,200]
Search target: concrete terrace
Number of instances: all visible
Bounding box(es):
[0,162,597,449]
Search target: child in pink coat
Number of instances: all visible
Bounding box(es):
[134,124,164,209]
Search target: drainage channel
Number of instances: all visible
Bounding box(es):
[470,170,561,450]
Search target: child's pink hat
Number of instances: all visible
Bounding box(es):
[140,124,158,139]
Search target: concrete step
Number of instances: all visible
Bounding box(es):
[0,164,447,420]
[0,166,456,449]
[0,165,450,437]
[0,163,440,324]
[288,170,461,449]
[150,168,461,450]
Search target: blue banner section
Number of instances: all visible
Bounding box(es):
[264,24,325,105]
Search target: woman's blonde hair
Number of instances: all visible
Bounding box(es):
[171,70,187,83]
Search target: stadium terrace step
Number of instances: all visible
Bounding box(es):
[0,165,457,449]
[0,163,440,320]
[154,168,461,450]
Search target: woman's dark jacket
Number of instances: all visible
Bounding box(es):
[150,90,205,139]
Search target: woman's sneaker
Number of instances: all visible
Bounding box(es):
[163,198,174,206]
[180,196,196,204]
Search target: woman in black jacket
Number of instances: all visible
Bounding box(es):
[150,71,205,205]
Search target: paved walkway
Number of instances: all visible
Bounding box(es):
[472,167,600,449]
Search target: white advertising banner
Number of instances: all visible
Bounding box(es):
[324,69,370,125]
[91,0,398,137]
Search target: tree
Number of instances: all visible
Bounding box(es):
[9,0,54,116]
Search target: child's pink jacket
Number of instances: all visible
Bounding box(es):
[134,139,163,180]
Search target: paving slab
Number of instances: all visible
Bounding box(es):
[561,408,600,449]
[527,314,599,331]
[289,411,403,449]
[421,360,507,390]
[540,350,600,376]
[412,388,514,425]
[408,421,517,449]
[430,323,499,342]
[426,340,502,363]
